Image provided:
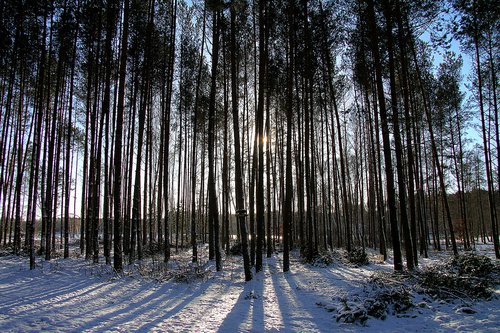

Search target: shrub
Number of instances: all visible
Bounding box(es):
[348,248,369,266]
[451,254,495,277]
[230,242,242,255]
[336,287,413,324]
[311,251,334,267]
[418,254,497,300]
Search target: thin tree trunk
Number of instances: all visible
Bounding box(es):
[283,0,294,270]
[230,2,251,280]
[64,14,79,259]
[406,22,458,256]
[113,0,130,272]
[255,0,268,272]
[366,0,403,270]
[208,6,222,272]
[189,3,206,264]
[383,1,414,270]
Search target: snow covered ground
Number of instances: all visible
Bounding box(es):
[0,246,498,332]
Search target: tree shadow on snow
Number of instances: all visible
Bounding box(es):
[217,270,266,333]
[77,279,212,331]
[278,261,335,330]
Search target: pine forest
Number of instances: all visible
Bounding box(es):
[0,0,499,331]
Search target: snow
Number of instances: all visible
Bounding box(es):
[0,247,498,332]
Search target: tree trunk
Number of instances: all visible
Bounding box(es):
[383,1,414,270]
[365,0,403,271]
[230,1,251,281]
[113,0,130,272]
[208,6,222,272]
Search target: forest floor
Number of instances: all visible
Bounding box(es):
[0,243,499,332]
